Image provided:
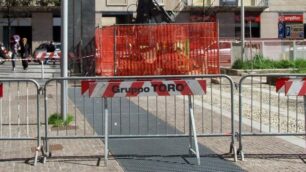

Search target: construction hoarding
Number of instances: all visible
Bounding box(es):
[95,23,220,76]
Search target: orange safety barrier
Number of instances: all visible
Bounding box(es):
[95,23,220,76]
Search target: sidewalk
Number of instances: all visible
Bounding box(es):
[0,82,123,172]
[130,96,306,172]
[0,80,305,172]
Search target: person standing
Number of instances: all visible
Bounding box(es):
[20,37,30,70]
[10,35,20,71]
[45,41,55,64]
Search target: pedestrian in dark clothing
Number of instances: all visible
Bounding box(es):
[20,37,30,70]
[10,35,20,71]
[47,41,55,52]
[45,41,55,64]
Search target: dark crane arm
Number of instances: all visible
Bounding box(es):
[135,0,174,23]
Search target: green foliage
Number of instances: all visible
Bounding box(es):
[48,113,74,127]
[295,68,306,73]
[294,59,306,68]
[273,60,295,68]
[39,0,61,6]
[251,55,274,69]
[63,115,74,126]
[0,0,60,7]
[232,55,306,73]
[232,58,245,69]
[233,55,273,69]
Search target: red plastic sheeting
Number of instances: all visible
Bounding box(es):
[95,23,219,76]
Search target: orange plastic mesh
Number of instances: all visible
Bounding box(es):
[95,23,219,76]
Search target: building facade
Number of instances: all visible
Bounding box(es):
[95,0,306,39]
[0,0,61,51]
[0,0,305,53]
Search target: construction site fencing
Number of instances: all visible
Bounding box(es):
[0,79,41,165]
[42,75,237,164]
[238,74,306,160]
[95,23,220,76]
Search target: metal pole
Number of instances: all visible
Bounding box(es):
[80,0,83,74]
[114,26,117,75]
[104,98,109,166]
[41,61,44,79]
[34,83,40,166]
[249,21,253,71]
[304,96,306,142]
[188,96,200,165]
[7,3,11,48]
[202,0,205,21]
[241,0,245,62]
[61,0,68,120]
[44,84,49,163]
[189,96,192,154]
[238,77,245,161]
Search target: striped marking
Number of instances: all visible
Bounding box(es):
[81,80,95,95]
[276,77,306,96]
[285,80,306,96]
[275,77,290,93]
[35,52,62,59]
[88,80,207,98]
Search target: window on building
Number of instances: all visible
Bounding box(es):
[106,0,128,6]
[53,26,61,42]
[220,0,238,6]
[234,12,261,38]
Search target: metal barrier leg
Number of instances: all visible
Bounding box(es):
[238,83,244,161]
[304,96,306,152]
[43,86,49,163]
[231,141,238,162]
[188,96,200,165]
[34,145,45,165]
[188,100,192,155]
[104,98,109,166]
[34,90,41,166]
[34,147,39,166]
[34,83,44,166]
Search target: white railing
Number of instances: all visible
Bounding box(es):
[219,39,306,67]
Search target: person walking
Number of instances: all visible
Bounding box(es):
[10,35,20,71]
[20,37,30,70]
[45,41,55,64]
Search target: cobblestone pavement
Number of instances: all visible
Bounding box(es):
[1,77,306,172]
[0,140,123,172]
[131,97,306,172]
[0,81,124,172]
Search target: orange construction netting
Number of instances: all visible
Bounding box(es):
[95,23,219,76]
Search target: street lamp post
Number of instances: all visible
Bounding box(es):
[61,0,68,120]
[241,0,245,62]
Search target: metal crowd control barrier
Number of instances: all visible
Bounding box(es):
[43,75,237,165]
[238,74,306,160]
[0,79,41,165]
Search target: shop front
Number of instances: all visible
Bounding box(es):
[278,14,304,39]
[235,12,261,38]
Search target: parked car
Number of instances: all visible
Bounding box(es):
[33,42,61,64]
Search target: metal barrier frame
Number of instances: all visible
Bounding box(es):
[238,74,306,161]
[43,75,237,165]
[0,79,41,166]
[102,94,201,165]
